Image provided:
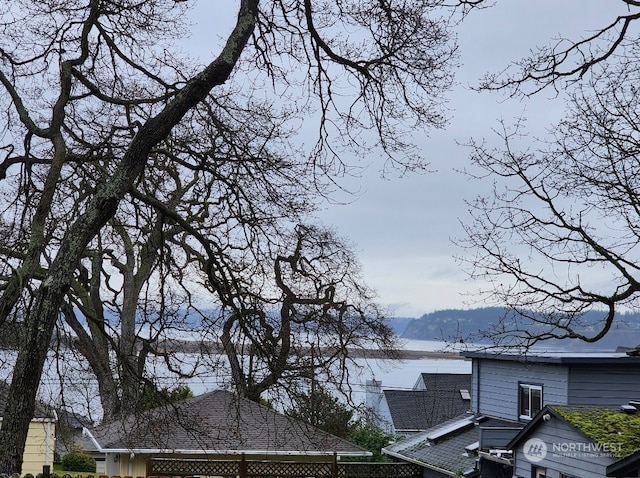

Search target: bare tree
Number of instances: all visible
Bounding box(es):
[459,2,640,348]
[0,0,478,471]
[477,1,640,97]
[218,224,398,405]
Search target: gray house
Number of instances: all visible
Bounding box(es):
[466,351,640,422]
[508,404,640,478]
[383,351,640,478]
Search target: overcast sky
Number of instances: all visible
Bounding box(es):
[189,1,623,317]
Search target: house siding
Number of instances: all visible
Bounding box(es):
[476,360,568,421]
[512,416,614,478]
[471,360,479,413]
[378,398,394,434]
[568,366,640,406]
[22,421,56,475]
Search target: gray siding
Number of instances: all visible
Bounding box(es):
[513,417,615,478]
[476,360,568,421]
[479,426,521,448]
[568,366,640,406]
[471,360,479,413]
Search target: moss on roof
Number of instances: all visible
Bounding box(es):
[555,406,640,459]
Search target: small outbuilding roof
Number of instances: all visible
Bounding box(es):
[86,389,369,457]
[383,413,479,477]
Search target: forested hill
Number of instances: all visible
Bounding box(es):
[389,307,640,351]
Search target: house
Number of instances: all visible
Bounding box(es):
[383,411,519,477]
[85,389,370,477]
[0,383,56,475]
[366,373,472,435]
[465,351,640,422]
[383,412,480,477]
[508,404,640,478]
[383,351,640,478]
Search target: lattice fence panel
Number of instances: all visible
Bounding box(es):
[151,459,240,477]
[246,461,333,478]
[149,458,420,478]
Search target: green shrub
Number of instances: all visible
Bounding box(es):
[61,452,96,473]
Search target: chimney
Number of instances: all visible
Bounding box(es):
[365,379,383,412]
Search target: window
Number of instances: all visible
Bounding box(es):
[519,383,543,419]
[532,466,546,478]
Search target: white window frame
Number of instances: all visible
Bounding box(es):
[519,383,543,420]
[533,467,546,478]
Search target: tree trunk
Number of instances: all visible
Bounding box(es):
[0,2,257,471]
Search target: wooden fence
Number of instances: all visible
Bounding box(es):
[147,456,422,478]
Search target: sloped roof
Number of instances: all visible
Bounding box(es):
[416,373,471,392]
[383,413,479,477]
[0,381,56,420]
[57,407,93,429]
[383,388,471,431]
[383,412,523,477]
[86,390,368,457]
[383,373,471,432]
[608,449,640,477]
[556,405,640,459]
[508,405,640,460]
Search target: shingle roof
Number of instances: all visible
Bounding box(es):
[383,413,479,476]
[383,374,471,431]
[416,373,472,392]
[554,405,640,459]
[57,407,93,429]
[86,390,368,457]
[384,413,522,477]
[383,389,471,431]
[509,405,640,460]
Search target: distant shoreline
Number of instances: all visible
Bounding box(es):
[355,348,467,360]
[158,339,467,360]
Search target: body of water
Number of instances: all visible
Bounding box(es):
[1,339,471,419]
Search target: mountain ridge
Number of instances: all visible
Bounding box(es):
[388,307,640,351]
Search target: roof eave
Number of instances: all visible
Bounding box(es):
[100,448,371,457]
[462,351,640,364]
[607,449,640,477]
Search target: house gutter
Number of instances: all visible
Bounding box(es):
[99,448,370,457]
[83,428,371,458]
